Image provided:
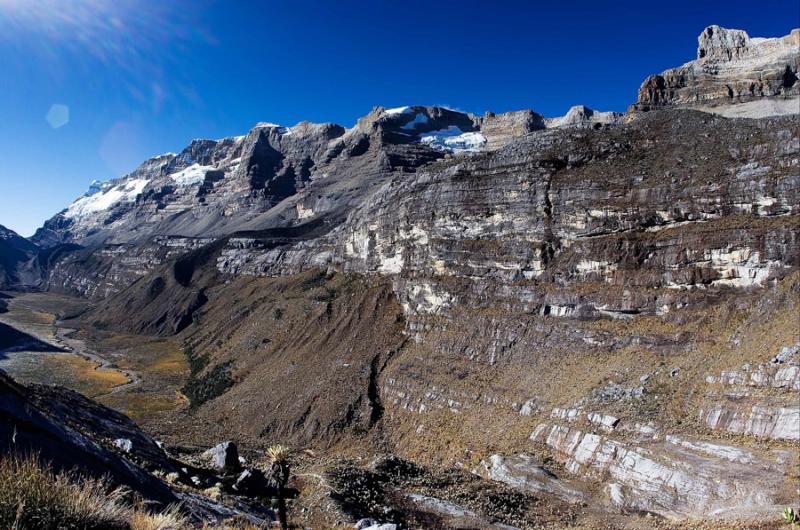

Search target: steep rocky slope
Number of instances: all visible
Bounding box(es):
[0,370,176,503]
[8,24,800,527]
[634,25,799,117]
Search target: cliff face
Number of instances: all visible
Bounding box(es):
[634,25,799,116]
[16,25,800,524]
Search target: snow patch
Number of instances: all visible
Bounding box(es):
[419,126,486,153]
[169,164,215,186]
[384,106,412,115]
[402,112,429,130]
[65,178,150,219]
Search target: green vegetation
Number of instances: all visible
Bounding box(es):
[784,507,800,527]
[313,287,338,303]
[181,346,234,408]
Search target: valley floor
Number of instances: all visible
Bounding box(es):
[0,291,188,424]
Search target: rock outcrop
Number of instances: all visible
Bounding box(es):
[0,370,176,503]
[544,105,623,129]
[634,25,799,117]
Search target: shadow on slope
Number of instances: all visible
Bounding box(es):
[0,321,67,358]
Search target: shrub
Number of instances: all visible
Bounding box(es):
[300,270,328,290]
[0,453,188,530]
[0,453,129,530]
[182,348,234,408]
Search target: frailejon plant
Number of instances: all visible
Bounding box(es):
[784,507,800,527]
[264,445,291,529]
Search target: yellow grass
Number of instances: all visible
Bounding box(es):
[37,354,129,398]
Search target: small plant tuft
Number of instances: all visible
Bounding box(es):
[784,507,800,527]
[130,503,187,530]
[0,453,130,530]
[266,444,290,465]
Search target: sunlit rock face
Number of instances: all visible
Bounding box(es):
[221,110,798,311]
[634,25,799,117]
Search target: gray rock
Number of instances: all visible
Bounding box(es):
[233,467,271,497]
[544,105,623,129]
[205,441,240,473]
[355,519,378,530]
[114,438,133,453]
[529,422,786,518]
[0,371,176,504]
[772,343,800,364]
[0,224,40,290]
[634,26,799,117]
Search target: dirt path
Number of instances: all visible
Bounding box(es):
[53,324,140,395]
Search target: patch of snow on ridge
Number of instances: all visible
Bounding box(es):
[384,106,412,115]
[402,112,429,129]
[85,180,103,197]
[169,164,215,186]
[420,126,486,153]
[255,122,292,135]
[65,178,150,219]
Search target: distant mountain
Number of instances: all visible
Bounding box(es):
[31,106,624,250]
[0,224,38,289]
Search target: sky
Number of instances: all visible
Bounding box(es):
[0,0,796,236]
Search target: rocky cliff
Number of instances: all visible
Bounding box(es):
[634,25,799,117]
[8,24,800,527]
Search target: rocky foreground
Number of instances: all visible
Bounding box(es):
[0,25,798,529]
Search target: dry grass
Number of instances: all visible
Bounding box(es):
[39,354,130,397]
[130,504,188,530]
[0,453,130,530]
[0,453,189,530]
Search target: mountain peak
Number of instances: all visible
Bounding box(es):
[634,26,799,115]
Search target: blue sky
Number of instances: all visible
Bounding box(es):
[0,0,796,236]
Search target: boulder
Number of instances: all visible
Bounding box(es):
[114,438,133,453]
[233,467,273,497]
[205,441,240,474]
